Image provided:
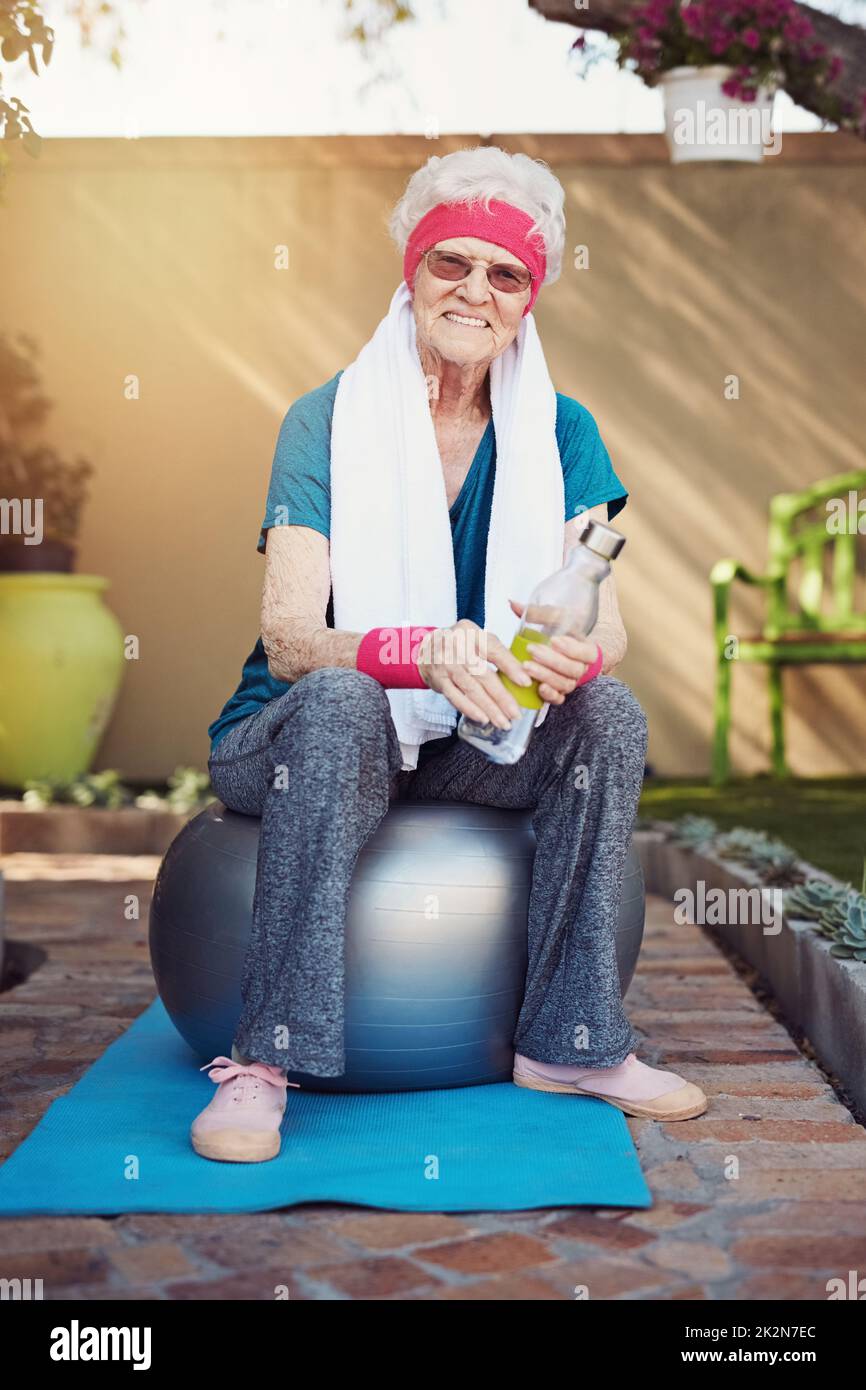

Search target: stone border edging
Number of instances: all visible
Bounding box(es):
[0,801,196,855]
[633,827,866,1115]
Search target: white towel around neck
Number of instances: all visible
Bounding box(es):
[329,281,565,771]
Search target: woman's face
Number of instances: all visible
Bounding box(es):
[412,235,532,369]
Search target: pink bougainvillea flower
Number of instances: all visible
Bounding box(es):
[783,16,814,44]
[620,0,841,115]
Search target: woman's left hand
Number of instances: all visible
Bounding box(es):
[508,598,599,706]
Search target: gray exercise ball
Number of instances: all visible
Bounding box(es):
[149,799,645,1092]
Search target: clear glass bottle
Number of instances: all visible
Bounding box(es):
[457,518,626,764]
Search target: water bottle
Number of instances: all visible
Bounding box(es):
[457,518,626,764]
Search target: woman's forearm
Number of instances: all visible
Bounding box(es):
[261,528,366,684]
[262,622,364,685]
[591,620,627,676]
[265,618,627,686]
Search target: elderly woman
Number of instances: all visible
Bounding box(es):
[194,147,707,1164]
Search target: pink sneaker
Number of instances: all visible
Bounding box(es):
[190,1055,299,1163]
[513,1052,707,1121]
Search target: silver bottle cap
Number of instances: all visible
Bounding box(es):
[578,518,626,560]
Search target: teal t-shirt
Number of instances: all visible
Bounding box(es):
[208,370,628,756]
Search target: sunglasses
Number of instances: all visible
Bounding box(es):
[422,248,533,295]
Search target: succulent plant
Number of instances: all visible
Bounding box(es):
[68,770,128,810]
[134,766,215,814]
[21,778,56,810]
[785,877,850,923]
[753,843,800,871]
[713,828,768,862]
[829,893,866,961]
[816,903,847,940]
[22,766,214,814]
[712,828,804,884]
[796,887,866,958]
[756,839,800,884]
[34,770,130,810]
[669,814,718,849]
[662,819,857,915]
[166,766,215,814]
[761,858,807,888]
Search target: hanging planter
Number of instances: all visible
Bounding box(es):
[659,63,775,163]
[570,0,854,167]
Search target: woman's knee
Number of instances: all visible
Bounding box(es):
[289,666,392,727]
[572,675,648,756]
[273,667,402,771]
[206,756,266,817]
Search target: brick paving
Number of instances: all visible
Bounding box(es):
[1,851,865,1301]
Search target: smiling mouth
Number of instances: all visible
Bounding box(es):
[443,311,489,329]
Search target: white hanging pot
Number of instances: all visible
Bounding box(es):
[659,64,776,164]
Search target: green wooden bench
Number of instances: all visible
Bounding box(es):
[710,468,866,784]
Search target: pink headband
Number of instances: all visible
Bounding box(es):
[403,198,547,316]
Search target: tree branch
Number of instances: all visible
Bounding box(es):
[528,0,866,127]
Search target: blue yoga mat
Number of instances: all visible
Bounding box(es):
[0,1000,651,1215]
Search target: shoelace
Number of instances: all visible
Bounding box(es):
[199,1055,300,1099]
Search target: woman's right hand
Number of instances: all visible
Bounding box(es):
[416,619,534,729]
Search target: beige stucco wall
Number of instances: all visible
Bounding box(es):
[2,132,865,780]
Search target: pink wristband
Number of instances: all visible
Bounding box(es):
[356,626,437,689]
[575,642,603,686]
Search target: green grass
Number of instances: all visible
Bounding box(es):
[638,776,866,887]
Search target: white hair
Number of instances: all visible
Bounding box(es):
[388,145,566,285]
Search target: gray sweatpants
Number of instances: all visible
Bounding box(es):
[206,667,648,1076]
